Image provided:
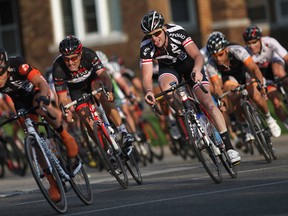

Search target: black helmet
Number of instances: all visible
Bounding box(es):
[243,25,262,42]
[0,47,9,75]
[59,35,82,56]
[206,32,228,54]
[140,10,165,34]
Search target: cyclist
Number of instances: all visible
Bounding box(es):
[140,10,241,164]
[110,55,143,96]
[0,47,78,202]
[206,32,281,145]
[243,24,288,129]
[95,50,138,136]
[52,35,134,153]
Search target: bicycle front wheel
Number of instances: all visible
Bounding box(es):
[243,102,271,163]
[124,147,142,184]
[93,123,128,189]
[25,135,67,213]
[209,124,237,179]
[53,134,93,205]
[184,111,222,184]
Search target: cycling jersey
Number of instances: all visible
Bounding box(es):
[206,44,251,84]
[0,56,42,110]
[140,23,208,83]
[245,36,288,81]
[52,47,104,100]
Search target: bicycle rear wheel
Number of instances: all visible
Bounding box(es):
[243,102,271,163]
[209,124,237,178]
[93,123,128,189]
[185,111,222,184]
[25,135,67,213]
[53,134,93,205]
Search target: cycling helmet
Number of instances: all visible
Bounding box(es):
[206,32,228,54]
[242,25,262,42]
[59,35,82,56]
[0,47,9,74]
[140,10,165,34]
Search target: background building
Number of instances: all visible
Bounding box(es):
[0,0,287,74]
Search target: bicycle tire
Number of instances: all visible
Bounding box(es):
[242,102,272,163]
[53,134,93,205]
[93,123,128,189]
[25,135,67,213]
[142,119,164,160]
[184,111,222,184]
[5,137,27,176]
[123,148,143,184]
[208,123,237,178]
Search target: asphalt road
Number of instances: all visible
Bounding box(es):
[0,136,288,216]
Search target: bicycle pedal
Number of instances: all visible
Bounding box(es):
[232,161,240,166]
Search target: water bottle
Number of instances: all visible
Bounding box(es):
[212,127,224,149]
[197,113,211,135]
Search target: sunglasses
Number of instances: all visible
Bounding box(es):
[147,29,162,38]
[63,54,80,62]
[212,50,225,57]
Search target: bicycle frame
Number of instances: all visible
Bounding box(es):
[25,117,81,180]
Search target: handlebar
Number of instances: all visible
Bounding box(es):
[149,79,207,115]
[0,106,56,127]
[60,84,109,112]
[218,79,261,100]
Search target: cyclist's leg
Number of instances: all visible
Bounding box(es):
[247,79,281,137]
[33,92,78,158]
[195,75,240,163]
[92,81,134,149]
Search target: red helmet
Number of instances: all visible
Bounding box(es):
[59,35,82,56]
[243,25,262,42]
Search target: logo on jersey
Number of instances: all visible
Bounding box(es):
[19,64,30,75]
[169,33,185,40]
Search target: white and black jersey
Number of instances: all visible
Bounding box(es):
[140,24,194,66]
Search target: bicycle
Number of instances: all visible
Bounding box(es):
[218,80,277,163]
[0,106,92,213]
[124,94,165,166]
[152,79,237,184]
[0,129,27,178]
[61,85,142,188]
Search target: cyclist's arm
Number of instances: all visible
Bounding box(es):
[141,61,154,105]
[210,75,223,97]
[96,68,113,93]
[244,56,264,85]
[184,42,204,80]
[28,70,51,100]
[114,76,132,96]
